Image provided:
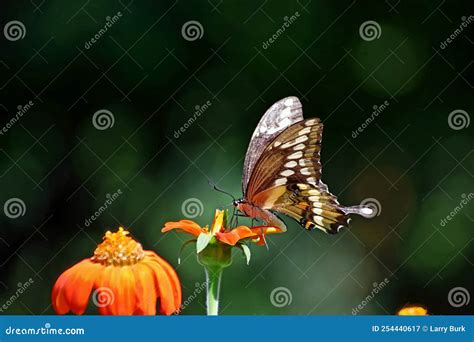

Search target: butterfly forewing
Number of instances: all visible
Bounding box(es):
[242,96,303,192]
[246,118,323,194]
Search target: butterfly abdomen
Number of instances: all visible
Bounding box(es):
[236,202,287,232]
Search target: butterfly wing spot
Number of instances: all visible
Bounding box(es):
[293,143,306,151]
[298,127,312,135]
[280,135,308,149]
[300,167,314,176]
[299,159,312,167]
[284,161,298,168]
[312,216,326,227]
[287,151,303,160]
[274,178,288,186]
[305,119,320,126]
[303,147,318,158]
[280,169,295,177]
[273,141,282,147]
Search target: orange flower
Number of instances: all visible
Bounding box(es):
[52,227,181,315]
[162,209,283,246]
[397,305,428,315]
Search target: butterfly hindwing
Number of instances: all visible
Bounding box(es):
[262,184,349,233]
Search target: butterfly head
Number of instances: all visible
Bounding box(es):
[232,198,246,208]
[233,198,251,217]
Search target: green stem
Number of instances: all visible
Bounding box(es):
[204,266,223,316]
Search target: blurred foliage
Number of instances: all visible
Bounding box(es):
[0,0,472,315]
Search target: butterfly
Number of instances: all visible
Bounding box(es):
[233,96,372,234]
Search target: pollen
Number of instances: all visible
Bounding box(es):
[91,227,145,266]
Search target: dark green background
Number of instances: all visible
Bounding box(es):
[0,0,472,315]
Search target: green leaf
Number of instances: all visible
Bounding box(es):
[196,233,212,254]
[241,244,251,265]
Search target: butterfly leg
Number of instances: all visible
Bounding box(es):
[231,207,238,227]
[232,210,247,226]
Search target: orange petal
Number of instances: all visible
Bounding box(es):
[249,225,284,236]
[147,251,182,312]
[96,266,137,315]
[216,226,255,246]
[53,259,100,315]
[143,257,178,315]
[132,263,157,315]
[250,225,284,246]
[216,225,284,246]
[52,267,73,314]
[161,220,204,237]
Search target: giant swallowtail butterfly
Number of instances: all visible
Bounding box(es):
[233,96,372,233]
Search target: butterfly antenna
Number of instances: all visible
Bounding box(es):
[208,181,236,201]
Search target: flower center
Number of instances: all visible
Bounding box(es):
[91,227,145,266]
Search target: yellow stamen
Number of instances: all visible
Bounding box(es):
[211,210,225,235]
[91,227,144,266]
